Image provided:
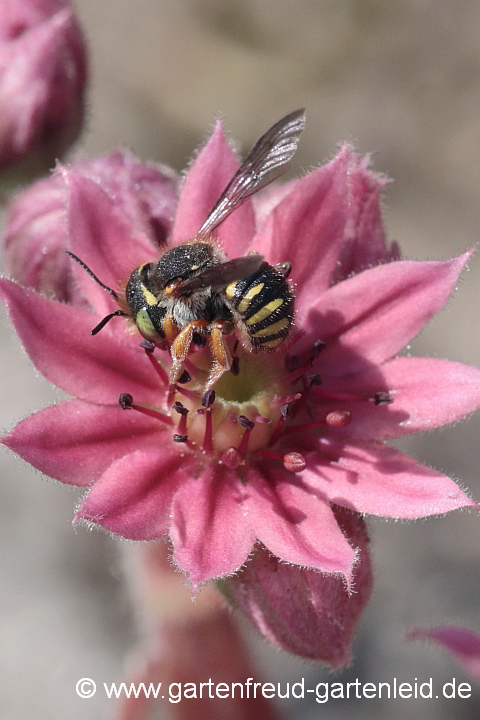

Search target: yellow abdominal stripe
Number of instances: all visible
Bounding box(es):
[252,317,289,337]
[237,282,265,313]
[246,297,284,325]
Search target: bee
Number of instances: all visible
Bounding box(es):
[68,109,306,393]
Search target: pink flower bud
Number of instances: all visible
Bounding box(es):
[4,151,178,301]
[0,0,87,169]
[223,507,373,667]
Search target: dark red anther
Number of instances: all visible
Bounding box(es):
[373,391,394,406]
[140,339,156,352]
[239,415,255,430]
[173,434,188,443]
[312,339,326,358]
[202,388,216,408]
[283,452,306,473]
[308,373,322,386]
[119,393,133,409]
[172,401,188,416]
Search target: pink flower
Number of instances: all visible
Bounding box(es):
[4,151,178,302]
[1,116,479,663]
[0,0,87,169]
[408,626,480,680]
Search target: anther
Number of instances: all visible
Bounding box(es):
[230,356,240,376]
[308,373,322,386]
[140,339,156,353]
[238,415,255,430]
[283,452,306,473]
[118,393,173,425]
[193,333,206,348]
[172,401,188,416]
[373,391,394,406]
[172,401,189,435]
[173,434,188,443]
[202,388,216,408]
[119,393,133,409]
[177,369,191,384]
[312,339,326,358]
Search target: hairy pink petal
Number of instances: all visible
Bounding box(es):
[2,399,165,487]
[172,120,256,255]
[0,279,163,405]
[254,147,349,298]
[225,508,372,664]
[408,627,480,679]
[314,357,480,441]
[170,466,255,587]
[245,464,356,586]
[62,168,157,315]
[300,252,472,376]
[77,450,188,540]
[299,439,475,518]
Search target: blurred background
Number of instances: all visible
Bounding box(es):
[0,0,479,718]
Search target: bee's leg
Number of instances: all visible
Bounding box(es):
[169,320,209,387]
[205,321,233,392]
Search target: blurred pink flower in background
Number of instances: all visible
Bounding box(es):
[408,626,480,680]
[0,0,87,170]
[2,119,479,663]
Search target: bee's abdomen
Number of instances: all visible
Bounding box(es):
[225,262,294,350]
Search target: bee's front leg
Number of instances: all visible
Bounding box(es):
[169,319,209,387]
[204,320,233,393]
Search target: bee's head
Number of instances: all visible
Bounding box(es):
[125,263,165,342]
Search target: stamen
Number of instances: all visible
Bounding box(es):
[173,434,188,443]
[283,452,306,473]
[268,403,290,447]
[174,384,199,401]
[172,401,189,435]
[145,352,168,386]
[118,393,173,425]
[287,339,326,381]
[273,392,302,407]
[373,391,394,405]
[283,410,352,435]
[203,408,213,453]
[202,388,216,408]
[237,416,255,455]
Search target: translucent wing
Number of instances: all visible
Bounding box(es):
[197,109,306,238]
[175,254,265,295]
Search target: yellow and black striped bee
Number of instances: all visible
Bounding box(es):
[68,110,306,392]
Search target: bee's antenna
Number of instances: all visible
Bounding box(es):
[66,251,119,300]
[91,310,127,335]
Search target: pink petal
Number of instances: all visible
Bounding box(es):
[226,507,372,665]
[172,120,256,256]
[2,399,165,487]
[313,357,480,440]
[244,463,357,586]
[253,146,350,299]
[300,252,472,376]
[408,627,480,679]
[298,438,475,518]
[170,465,255,587]
[0,279,164,405]
[62,168,158,315]
[77,450,188,540]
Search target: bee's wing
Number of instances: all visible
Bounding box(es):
[175,255,265,294]
[197,109,306,239]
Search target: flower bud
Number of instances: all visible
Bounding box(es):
[223,507,373,667]
[4,151,178,301]
[0,0,87,171]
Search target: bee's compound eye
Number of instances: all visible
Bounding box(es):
[135,308,161,341]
